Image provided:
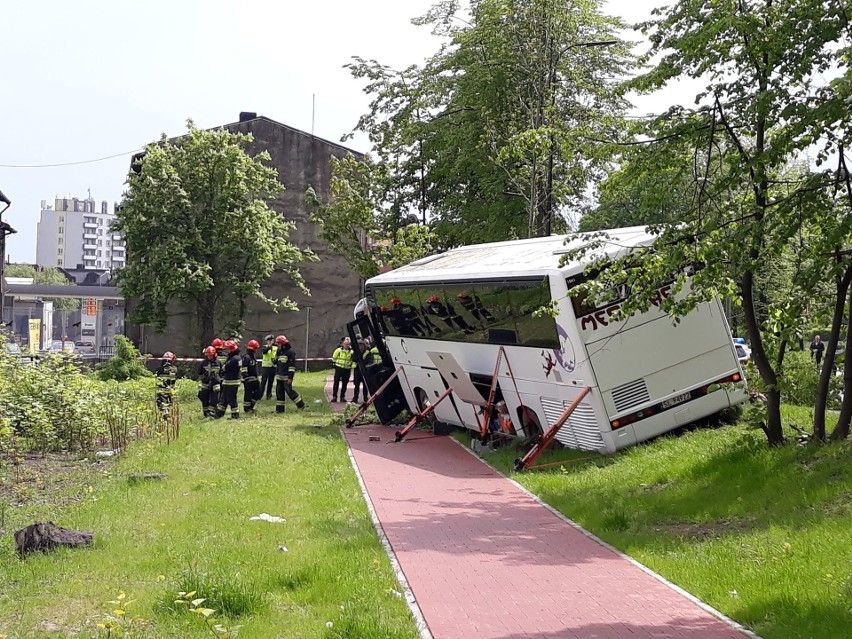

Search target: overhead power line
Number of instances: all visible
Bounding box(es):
[0,149,143,169]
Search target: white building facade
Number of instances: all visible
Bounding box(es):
[35,196,125,270]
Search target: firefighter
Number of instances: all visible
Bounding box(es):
[274,334,305,413]
[155,351,178,420]
[211,337,227,405]
[260,334,276,400]
[242,339,261,413]
[216,339,241,419]
[197,346,220,418]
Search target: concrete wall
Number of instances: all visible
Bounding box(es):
[128,116,363,360]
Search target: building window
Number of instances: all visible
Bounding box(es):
[97,228,103,235]
[97,250,102,257]
[59,216,65,222]
[97,240,102,246]
[106,240,111,247]
[96,261,101,267]
[57,259,63,266]
[97,218,103,225]
[58,227,64,234]
[57,248,63,254]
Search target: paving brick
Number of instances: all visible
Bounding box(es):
[344,422,754,639]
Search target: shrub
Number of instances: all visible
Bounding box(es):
[95,335,152,382]
[778,350,841,409]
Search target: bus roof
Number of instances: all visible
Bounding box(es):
[367,226,657,286]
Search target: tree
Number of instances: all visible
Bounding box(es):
[5,264,79,311]
[345,0,631,246]
[306,154,439,278]
[114,122,316,349]
[565,0,851,445]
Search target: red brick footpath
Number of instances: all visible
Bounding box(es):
[339,413,756,638]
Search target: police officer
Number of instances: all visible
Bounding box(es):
[331,337,354,403]
[274,334,306,413]
[197,346,220,418]
[242,339,261,413]
[260,334,276,400]
[216,340,241,419]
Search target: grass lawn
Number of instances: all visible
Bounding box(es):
[3,370,851,639]
[0,372,418,639]
[473,405,852,639]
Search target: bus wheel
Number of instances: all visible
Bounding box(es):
[414,388,438,427]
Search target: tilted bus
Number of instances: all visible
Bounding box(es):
[352,226,747,453]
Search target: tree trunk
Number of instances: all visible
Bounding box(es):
[830,289,852,441]
[741,272,785,445]
[814,265,852,440]
[197,292,216,351]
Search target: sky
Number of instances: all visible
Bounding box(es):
[0,0,672,263]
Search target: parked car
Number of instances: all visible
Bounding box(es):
[3,342,21,355]
[47,340,78,355]
[733,338,751,366]
[75,341,96,356]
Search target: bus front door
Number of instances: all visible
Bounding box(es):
[346,315,407,424]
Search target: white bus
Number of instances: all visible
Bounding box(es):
[354,226,747,453]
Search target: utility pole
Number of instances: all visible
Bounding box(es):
[0,189,16,326]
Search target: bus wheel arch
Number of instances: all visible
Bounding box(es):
[518,406,543,439]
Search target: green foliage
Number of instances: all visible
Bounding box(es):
[566,0,852,443]
[4,263,36,278]
[115,121,317,347]
[346,0,632,245]
[96,335,152,382]
[0,335,164,454]
[4,264,80,311]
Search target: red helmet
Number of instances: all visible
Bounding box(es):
[211,338,224,349]
[428,295,439,303]
[203,346,217,358]
[275,335,289,346]
[380,306,389,312]
[224,339,238,352]
[163,351,176,362]
[391,297,401,305]
[247,339,260,350]
[457,292,469,299]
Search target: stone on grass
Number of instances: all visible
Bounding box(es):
[14,522,94,554]
[127,473,168,482]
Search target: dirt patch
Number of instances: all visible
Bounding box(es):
[655,517,754,540]
[0,453,110,531]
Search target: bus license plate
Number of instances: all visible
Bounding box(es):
[661,392,691,409]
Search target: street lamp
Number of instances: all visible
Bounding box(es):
[0,189,16,326]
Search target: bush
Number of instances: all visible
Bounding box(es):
[95,335,152,382]
[0,335,165,454]
[778,350,841,409]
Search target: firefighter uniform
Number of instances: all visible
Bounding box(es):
[197,351,221,418]
[217,348,242,419]
[155,358,178,420]
[275,339,305,413]
[241,348,260,413]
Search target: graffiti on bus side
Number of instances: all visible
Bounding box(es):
[579,285,672,333]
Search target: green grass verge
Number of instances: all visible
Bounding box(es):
[0,372,418,639]
[468,404,852,639]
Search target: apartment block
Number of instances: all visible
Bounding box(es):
[35,196,126,270]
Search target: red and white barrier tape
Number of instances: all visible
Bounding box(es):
[143,356,333,363]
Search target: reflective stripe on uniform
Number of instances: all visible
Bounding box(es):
[222,380,241,386]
